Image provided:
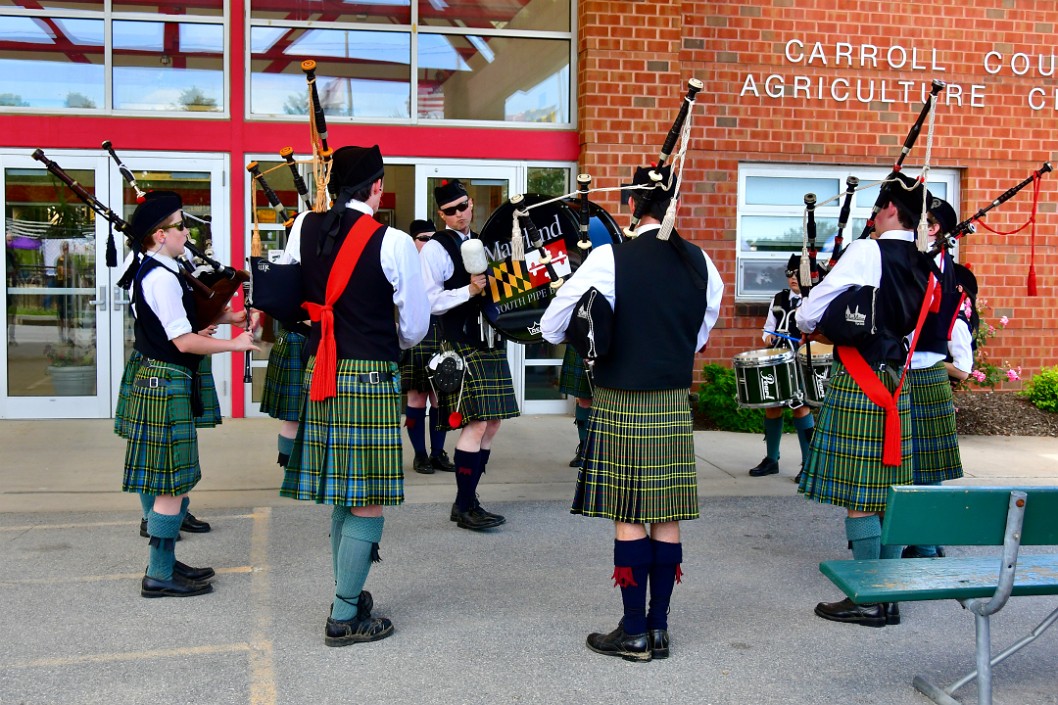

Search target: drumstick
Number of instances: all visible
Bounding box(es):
[763,330,801,344]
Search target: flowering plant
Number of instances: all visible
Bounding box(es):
[43,343,94,367]
[960,299,1021,390]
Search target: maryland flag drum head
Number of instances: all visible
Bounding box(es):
[478,193,622,343]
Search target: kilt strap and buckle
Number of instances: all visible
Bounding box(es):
[356,371,395,384]
[134,377,168,389]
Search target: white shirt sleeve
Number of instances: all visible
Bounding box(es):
[762,295,779,343]
[420,237,471,315]
[798,238,882,333]
[279,212,309,265]
[141,256,193,339]
[540,244,616,344]
[698,249,724,350]
[949,317,974,374]
[381,227,431,349]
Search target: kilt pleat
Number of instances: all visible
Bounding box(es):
[437,345,519,428]
[260,328,307,422]
[559,346,593,399]
[572,386,699,523]
[281,357,404,506]
[799,362,913,512]
[908,362,963,484]
[121,360,201,496]
[196,357,222,428]
[113,350,144,439]
[400,320,444,393]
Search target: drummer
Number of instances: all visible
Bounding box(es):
[747,254,816,482]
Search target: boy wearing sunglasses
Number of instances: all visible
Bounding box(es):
[419,180,519,531]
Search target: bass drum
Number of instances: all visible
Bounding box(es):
[477,193,623,344]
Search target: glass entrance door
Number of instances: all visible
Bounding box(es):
[0,150,229,419]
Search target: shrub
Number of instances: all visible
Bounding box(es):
[696,362,798,434]
[1019,366,1058,414]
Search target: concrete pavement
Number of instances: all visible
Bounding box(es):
[0,417,1056,705]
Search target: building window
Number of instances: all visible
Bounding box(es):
[735,163,959,302]
[0,1,227,114]
[247,0,573,126]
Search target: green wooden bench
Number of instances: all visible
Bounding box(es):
[819,485,1058,705]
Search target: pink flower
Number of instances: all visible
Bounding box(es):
[1007,368,1020,382]
[999,316,1009,326]
[971,370,987,382]
[988,325,996,335]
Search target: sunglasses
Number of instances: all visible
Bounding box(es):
[440,200,470,217]
[158,220,187,232]
[414,234,432,242]
[785,269,797,277]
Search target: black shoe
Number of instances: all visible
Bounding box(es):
[430,451,455,472]
[901,545,943,559]
[793,470,803,484]
[748,457,780,477]
[324,615,394,647]
[450,497,505,524]
[173,561,215,581]
[413,452,434,475]
[456,506,505,531]
[181,513,211,533]
[586,623,651,662]
[649,629,670,659]
[139,518,181,541]
[141,573,213,598]
[814,597,886,627]
[569,443,583,468]
[885,602,901,626]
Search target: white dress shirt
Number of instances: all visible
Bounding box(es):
[418,228,474,316]
[540,224,724,350]
[762,291,800,343]
[281,200,431,350]
[136,252,193,340]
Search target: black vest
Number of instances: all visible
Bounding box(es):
[593,230,709,390]
[299,210,399,362]
[769,289,803,345]
[433,229,489,348]
[132,257,203,371]
[841,239,932,367]
[916,251,961,356]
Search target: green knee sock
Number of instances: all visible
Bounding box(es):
[575,405,590,446]
[794,414,815,461]
[179,496,190,523]
[330,505,349,584]
[138,493,155,519]
[146,510,183,580]
[333,515,384,622]
[845,515,882,561]
[764,416,783,461]
[880,543,902,559]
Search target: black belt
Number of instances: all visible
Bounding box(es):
[355,371,395,384]
[134,377,171,389]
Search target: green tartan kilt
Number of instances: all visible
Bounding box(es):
[400,320,444,393]
[281,357,404,506]
[113,350,144,439]
[437,344,520,429]
[559,346,593,400]
[121,360,202,496]
[908,362,963,484]
[196,357,222,428]
[260,328,307,422]
[799,362,913,513]
[115,351,218,436]
[572,386,699,523]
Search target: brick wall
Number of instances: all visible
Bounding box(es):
[579,0,1058,386]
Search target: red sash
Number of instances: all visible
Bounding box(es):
[836,273,939,467]
[303,215,382,401]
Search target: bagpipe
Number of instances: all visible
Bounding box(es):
[475,78,703,357]
[30,147,249,330]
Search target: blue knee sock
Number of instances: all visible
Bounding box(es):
[146,510,183,580]
[138,493,155,519]
[793,414,815,462]
[405,406,427,455]
[331,505,349,584]
[333,515,384,622]
[453,449,479,512]
[429,409,447,458]
[647,540,683,631]
[764,416,783,461]
[278,434,295,465]
[613,537,652,635]
[179,496,190,523]
[846,515,882,560]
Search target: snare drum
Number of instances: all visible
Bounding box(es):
[797,343,834,407]
[733,348,802,409]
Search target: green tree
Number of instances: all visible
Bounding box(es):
[0,93,29,107]
[65,92,96,109]
[177,87,219,112]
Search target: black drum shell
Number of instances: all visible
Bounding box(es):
[477,194,622,344]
